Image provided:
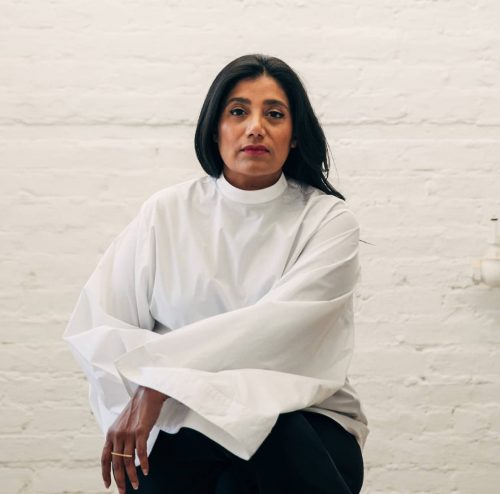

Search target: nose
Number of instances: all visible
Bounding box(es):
[246,113,266,138]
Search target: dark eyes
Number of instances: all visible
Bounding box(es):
[229,108,285,119]
[268,110,285,119]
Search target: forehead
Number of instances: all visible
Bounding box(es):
[225,75,289,105]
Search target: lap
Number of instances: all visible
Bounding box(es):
[125,411,363,494]
[125,426,231,493]
[248,411,363,494]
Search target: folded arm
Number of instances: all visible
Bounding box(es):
[64,199,360,459]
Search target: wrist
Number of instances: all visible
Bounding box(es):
[140,386,168,403]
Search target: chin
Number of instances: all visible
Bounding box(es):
[235,162,280,173]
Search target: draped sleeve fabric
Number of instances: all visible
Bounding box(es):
[64,173,368,462]
[63,199,164,454]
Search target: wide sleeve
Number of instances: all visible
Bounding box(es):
[63,199,161,437]
[114,204,361,460]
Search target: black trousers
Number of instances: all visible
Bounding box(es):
[125,410,364,494]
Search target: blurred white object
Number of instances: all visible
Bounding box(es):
[472,218,500,287]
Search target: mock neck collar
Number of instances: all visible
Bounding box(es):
[216,172,288,204]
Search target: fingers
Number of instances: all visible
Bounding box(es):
[136,427,149,477]
[109,434,140,493]
[101,438,112,489]
[103,388,163,491]
[123,438,139,491]
[111,438,127,494]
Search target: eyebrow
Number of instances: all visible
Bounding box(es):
[224,97,289,111]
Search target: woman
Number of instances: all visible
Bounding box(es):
[64,54,368,494]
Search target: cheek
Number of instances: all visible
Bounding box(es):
[277,128,293,152]
[218,123,237,148]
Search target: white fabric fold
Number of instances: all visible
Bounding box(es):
[64,173,368,462]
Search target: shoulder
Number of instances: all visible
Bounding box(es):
[137,174,215,220]
[286,176,359,231]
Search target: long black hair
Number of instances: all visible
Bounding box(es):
[194,54,345,200]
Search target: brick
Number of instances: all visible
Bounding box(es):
[25,407,95,434]
[32,466,108,494]
[2,468,33,494]
[0,407,31,433]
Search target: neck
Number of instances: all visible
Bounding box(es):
[222,168,282,191]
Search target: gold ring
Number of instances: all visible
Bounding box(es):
[111,451,133,458]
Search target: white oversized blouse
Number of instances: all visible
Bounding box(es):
[63,171,369,462]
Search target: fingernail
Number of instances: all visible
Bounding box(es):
[143,469,149,476]
[133,482,139,490]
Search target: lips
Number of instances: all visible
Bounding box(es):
[242,145,269,152]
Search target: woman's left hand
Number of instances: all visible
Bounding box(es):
[101,386,167,493]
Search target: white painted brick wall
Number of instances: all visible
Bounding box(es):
[1,1,499,492]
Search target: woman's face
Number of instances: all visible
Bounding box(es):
[216,75,296,190]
